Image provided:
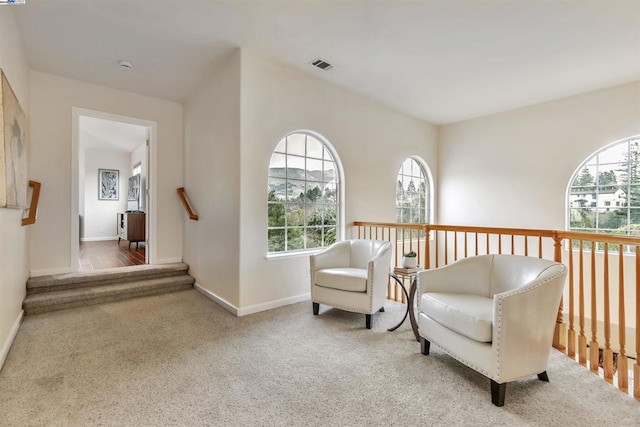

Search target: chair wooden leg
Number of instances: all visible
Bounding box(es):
[537,371,549,382]
[420,337,430,355]
[491,380,506,407]
[313,302,319,315]
[366,314,372,329]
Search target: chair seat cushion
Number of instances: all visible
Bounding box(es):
[421,293,493,342]
[315,268,368,292]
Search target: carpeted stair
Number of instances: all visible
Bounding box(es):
[23,263,195,315]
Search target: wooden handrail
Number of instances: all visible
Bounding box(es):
[354,220,640,401]
[21,180,41,226]
[177,187,198,221]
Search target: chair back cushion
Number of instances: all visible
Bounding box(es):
[489,255,558,296]
[349,239,388,269]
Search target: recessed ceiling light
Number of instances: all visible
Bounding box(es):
[119,60,134,70]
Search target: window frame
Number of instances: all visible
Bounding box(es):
[566,135,640,238]
[266,130,345,259]
[395,156,433,225]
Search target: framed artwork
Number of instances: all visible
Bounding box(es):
[99,169,119,200]
[0,69,28,208]
[128,173,140,201]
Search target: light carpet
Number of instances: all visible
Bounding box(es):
[1,289,638,426]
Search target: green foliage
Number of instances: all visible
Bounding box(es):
[573,167,594,187]
[597,170,616,185]
[267,188,337,253]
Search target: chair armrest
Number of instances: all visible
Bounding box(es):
[417,256,492,295]
[492,265,567,382]
[310,241,350,273]
[368,242,392,305]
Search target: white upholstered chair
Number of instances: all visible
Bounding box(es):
[310,239,392,329]
[417,254,567,406]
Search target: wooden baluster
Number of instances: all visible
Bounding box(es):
[603,243,614,383]
[618,245,628,393]
[434,229,439,268]
[424,225,430,270]
[590,241,599,374]
[524,235,529,256]
[552,233,566,351]
[511,234,515,255]
[568,240,576,358]
[579,240,587,366]
[416,228,421,270]
[635,247,640,401]
[444,231,449,265]
[454,231,458,261]
[474,232,479,256]
[538,236,543,258]
[485,233,489,255]
[464,231,468,258]
[498,234,502,254]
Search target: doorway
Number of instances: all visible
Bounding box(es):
[71,108,157,272]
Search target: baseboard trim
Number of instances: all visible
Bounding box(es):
[30,267,72,277]
[156,257,182,264]
[193,284,310,317]
[80,236,119,242]
[0,310,24,372]
[237,293,311,317]
[194,283,239,316]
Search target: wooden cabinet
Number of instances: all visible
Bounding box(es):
[117,212,146,248]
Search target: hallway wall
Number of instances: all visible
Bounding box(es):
[0,7,30,369]
[28,71,184,275]
[82,149,129,241]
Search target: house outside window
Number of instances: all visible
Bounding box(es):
[568,136,640,235]
[267,131,341,254]
[396,157,430,224]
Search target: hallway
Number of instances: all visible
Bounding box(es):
[79,240,145,271]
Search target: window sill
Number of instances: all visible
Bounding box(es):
[265,248,323,262]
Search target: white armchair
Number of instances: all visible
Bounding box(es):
[417,254,567,406]
[310,239,392,329]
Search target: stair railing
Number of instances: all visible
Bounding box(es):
[354,221,640,402]
[177,187,199,221]
[22,180,41,226]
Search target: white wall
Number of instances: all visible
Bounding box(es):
[82,149,129,240]
[437,82,640,339]
[183,51,241,307]
[238,50,437,311]
[29,71,184,274]
[0,6,30,369]
[438,81,640,229]
[130,142,146,212]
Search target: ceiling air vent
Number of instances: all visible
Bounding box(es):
[310,58,334,71]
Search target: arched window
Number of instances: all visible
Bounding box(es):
[568,136,640,235]
[396,157,431,224]
[267,131,342,254]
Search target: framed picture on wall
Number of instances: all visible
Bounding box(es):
[99,169,119,200]
[0,69,28,208]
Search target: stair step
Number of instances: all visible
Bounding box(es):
[27,263,189,294]
[23,275,195,315]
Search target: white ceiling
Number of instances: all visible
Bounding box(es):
[12,0,640,125]
[80,116,147,153]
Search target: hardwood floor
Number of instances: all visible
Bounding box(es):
[79,240,146,272]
